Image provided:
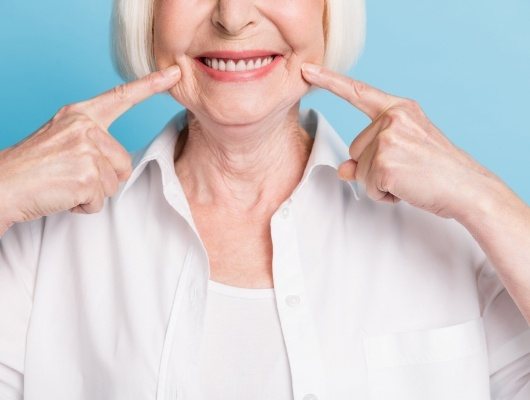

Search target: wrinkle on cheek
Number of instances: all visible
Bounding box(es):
[169,64,214,116]
[169,71,201,109]
[153,3,213,108]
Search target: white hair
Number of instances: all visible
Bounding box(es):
[112,0,366,80]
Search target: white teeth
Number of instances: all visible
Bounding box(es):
[235,59,246,72]
[226,59,236,71]
[203,56,276,72]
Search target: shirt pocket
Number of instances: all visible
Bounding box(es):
[361,318,491,400]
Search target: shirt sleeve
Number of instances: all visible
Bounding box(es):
[0,219,42,400]
[477,255,530,399]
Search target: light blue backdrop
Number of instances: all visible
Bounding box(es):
[1,1,529,202]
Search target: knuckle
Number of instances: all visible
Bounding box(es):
[76,139,99,158]
[76,159,100,187]
[77,167,100,188]
[53,104,74,121]
[83,196,105,214]
[377,174,392,194]
[373,161,394,193]
[403,98,424,116]
[348,79,368,99]
[404,98,421,110]
[372,152,392,174]
[385,107,408,125]
[376,129,397,150]
[61,103,85,116]
[58,104,74,114]
[123,152,133,168]
[116,153,133,179]
[69,116,95,135]
[122,161,133,180]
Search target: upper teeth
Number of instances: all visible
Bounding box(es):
[203,56,275,72]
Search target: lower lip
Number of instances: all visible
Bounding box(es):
[194,56,282,82]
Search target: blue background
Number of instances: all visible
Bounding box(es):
[1,1,529,202]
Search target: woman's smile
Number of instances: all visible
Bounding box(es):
[194,50,284,82]
[152,0,327,125]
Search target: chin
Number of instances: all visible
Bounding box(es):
[195,101,278,127]
[180,94,301,128]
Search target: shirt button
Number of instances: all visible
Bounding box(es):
[302,394,318,400]
[285,294,301,307]
[281,206,290,219]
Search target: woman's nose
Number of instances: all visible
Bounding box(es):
[211,0,259,36]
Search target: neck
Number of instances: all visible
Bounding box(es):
[174,103,314,215]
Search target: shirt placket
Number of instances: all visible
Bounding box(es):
[271,198,328,400]
[156,181,209,400]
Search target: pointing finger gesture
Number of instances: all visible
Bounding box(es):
[0,66,182,228]
[301,63,496,220]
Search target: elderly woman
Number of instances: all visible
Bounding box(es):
[0,0,529,399]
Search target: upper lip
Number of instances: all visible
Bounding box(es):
[197,50,280,60]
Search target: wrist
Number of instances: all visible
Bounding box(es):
[455,173,526,234]
[0,146,18,234]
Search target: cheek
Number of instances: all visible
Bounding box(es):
[153,1,211,67]
[153,0,326,118]
[263,0,326,60]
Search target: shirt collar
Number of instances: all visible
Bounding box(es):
[116,108,360,204]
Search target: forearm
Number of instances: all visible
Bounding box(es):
[0,146,16,238]
[457,175,530,324]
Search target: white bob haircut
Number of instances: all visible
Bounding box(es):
[112,0,366,81]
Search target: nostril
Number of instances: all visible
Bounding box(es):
[213,17,254,36]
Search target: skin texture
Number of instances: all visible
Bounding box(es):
[0,1,528,320]
[301,64,530,324]
[152,0,326,288]
[0,67,182,233]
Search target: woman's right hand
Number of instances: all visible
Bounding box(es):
[0,65,181,234]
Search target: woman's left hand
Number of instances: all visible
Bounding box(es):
[301,63,502,220]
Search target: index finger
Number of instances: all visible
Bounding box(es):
[82,65,181,128]
[301,63,396,121]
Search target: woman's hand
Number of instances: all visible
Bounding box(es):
[0,65,181,233]
[301,63,502,221]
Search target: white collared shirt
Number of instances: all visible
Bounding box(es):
[0,108,529,400]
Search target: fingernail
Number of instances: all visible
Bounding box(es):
[301,63,321,76]
[163,65,181,78]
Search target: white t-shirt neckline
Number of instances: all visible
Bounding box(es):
[207,279,275,299]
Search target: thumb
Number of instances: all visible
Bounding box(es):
[338,159,357,180]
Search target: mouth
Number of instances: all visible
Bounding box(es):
[194,50,283,82]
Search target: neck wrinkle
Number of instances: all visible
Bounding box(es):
[173,105,314,213]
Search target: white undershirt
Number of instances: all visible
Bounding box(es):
[196,279,294,400]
